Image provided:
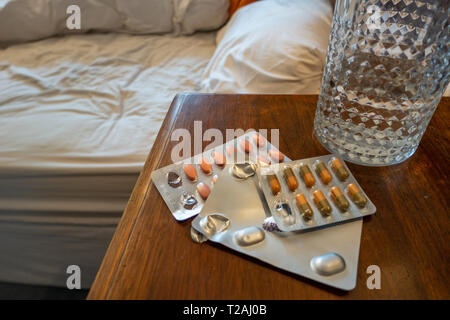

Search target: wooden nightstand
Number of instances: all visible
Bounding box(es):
[88,94,450,299]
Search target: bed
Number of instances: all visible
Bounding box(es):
[0,31,218,288]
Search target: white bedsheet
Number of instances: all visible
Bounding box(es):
[0,31,217,288]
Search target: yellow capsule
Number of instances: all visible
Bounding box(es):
[284,167,298,192]
[330,186,350,211]
[299,164,315,188]
[313,190,332,216]
[295,193,313,220]
[330,157,349,181]
[315,161,332,185]
[347,183,367,208]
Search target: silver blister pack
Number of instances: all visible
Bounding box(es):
[256,154,376,232]
[191,163,363,291]
[151,131,287,221]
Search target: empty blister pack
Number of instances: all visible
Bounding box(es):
[257,154,376,232]
[151,131,287,221]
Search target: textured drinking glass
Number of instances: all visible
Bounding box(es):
[314,0,449,166]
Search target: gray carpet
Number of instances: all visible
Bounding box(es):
[0,282,88,300]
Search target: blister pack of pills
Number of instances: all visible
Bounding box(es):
[151,131,287,221]
[191,162,363,291]
[256,154,376,232]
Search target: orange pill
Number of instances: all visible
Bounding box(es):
[212,174,218,185]
[196,182,210,200]
[296,193,308,205]
[320,170,332,184]
[331,157,349,181]
[200,157,212,175]
[313,189,332,216]
[347,183,367,208]
[183,164,197,181]
[299,164,315,188]
[212,151,226,167]
[303,173,315,187]
[331,186,349,211]
[314,161,331,185]
[284,167,298,191]
[313,189,326,202]
[331,186,343,197]
[347,183,359,195]
[239,139,253,153]
[295,193,313,220]
[267,174,281,195]
[252,134,266,148]
[269,149,284,163]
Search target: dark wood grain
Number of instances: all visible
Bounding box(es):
[88,94,450,300]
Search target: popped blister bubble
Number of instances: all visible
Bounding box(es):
[181,192,198,210]
[232,163,257,180]
[167,172,182,188]
[199,213,230,237]
[274,202,296,227]
[190,227,207,243]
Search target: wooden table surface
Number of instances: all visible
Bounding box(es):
[88,94,449,299]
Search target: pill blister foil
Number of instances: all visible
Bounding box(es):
[257,155,376,232]
[151,131,286,221]
[191,164,363,291]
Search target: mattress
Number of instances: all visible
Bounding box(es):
[0,31,217,288]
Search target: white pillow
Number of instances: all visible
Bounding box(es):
[0,0,229,45]
[200,0,333,94]
[0,0,174,45]
[173,0,229,35]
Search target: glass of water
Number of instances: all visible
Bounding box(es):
[314,0,449,166]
